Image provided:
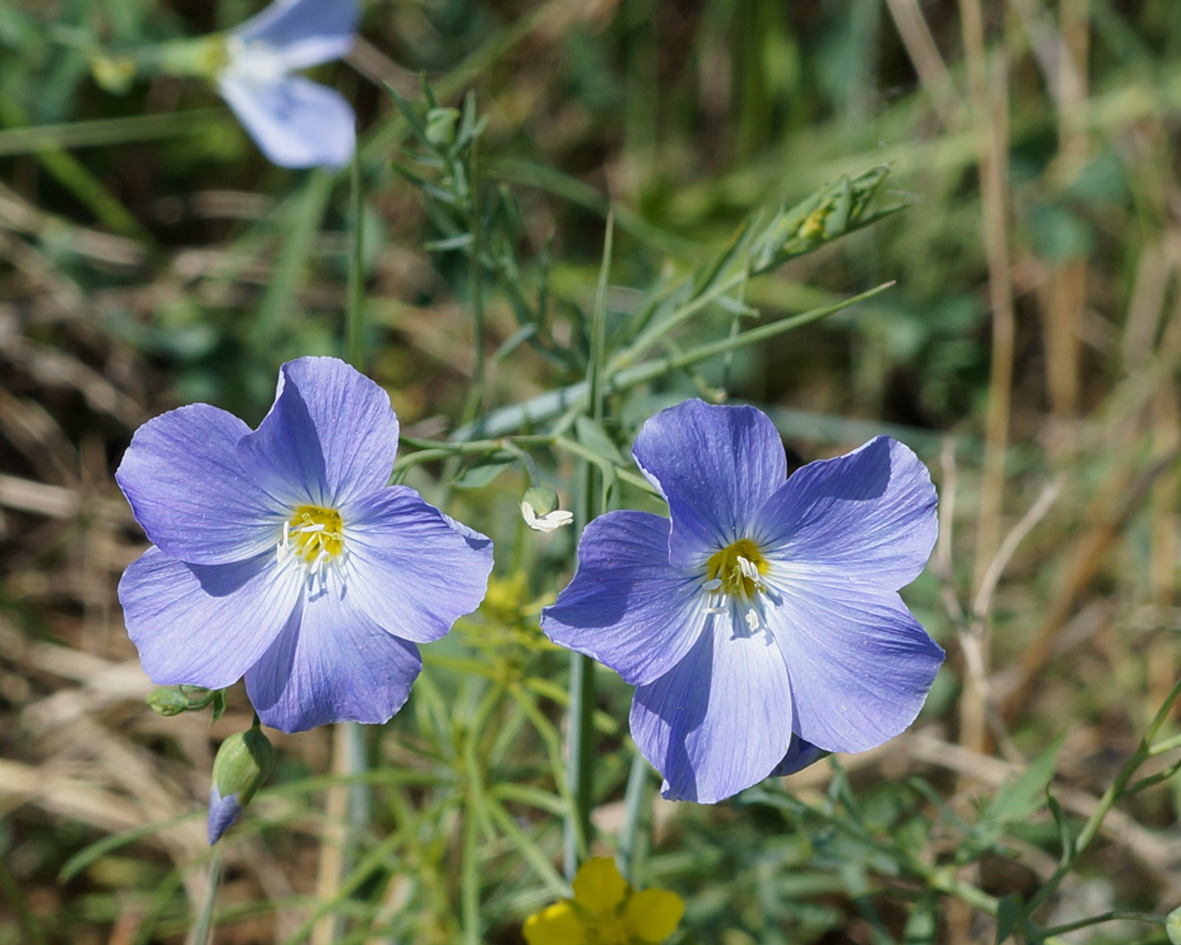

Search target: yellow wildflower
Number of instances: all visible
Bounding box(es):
[523,857,683,945]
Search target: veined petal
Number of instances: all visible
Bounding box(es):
[632,399,787,568]
[542,511,707,687]
[116,404,282,564]
[571,857,627,914]
[769,737,827,777]
[244,573,423,732]
[753,436,937,590]
[625,889,684,943]
[238,357,396,510]
[233,0,358,69]
[342,486,493,644]
[765,582,944,753]
[522,902,587,945]
[118,547,301,689]
[219,73,355,169]
[630,616,794,803]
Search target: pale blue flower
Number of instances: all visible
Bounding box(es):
[542,399,943,803]
[117,356,493,733]
[218,0,359,168]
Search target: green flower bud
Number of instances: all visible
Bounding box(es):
[1166,906,1181,945]
[523,486,560,516]
[521,487,574,533]
[208,726,274,844]
[147,686,192,717]
[425,107,461,148]
[90,55,137,94]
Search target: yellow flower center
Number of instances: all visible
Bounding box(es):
[280,505,346,572]
[704,538,769,600]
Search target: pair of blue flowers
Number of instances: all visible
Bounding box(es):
[117,357,943,830]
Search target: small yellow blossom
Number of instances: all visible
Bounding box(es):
[523,857,683,945]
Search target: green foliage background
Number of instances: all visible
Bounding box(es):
[2,1,1181,944]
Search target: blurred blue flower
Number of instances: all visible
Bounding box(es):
[218,0,360,168]
[117,356,493,733]
[542,399,943,803]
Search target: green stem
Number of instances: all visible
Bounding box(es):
[1028,674,1181,913]
[451,281,895,441]
[1040,911,1163,937]
[618,752,651,883]
[346,151,365,370]
[564,214,615,880]
[189,852,221,945]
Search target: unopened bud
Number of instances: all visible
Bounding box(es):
[208,726,274,844]
[521,487,574,533]
[425,107,460,148]
[90,55,136,94]
[147,686,192,717]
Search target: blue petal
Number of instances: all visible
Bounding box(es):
[118,547,302,689]
[753,436,938,590]
[238,357,396,510]
[769,737,827,777]
[765,583,944,753]
[631,399,787,568]
[208,785,243,844]
[244,573,423,732]
[542,511,708,687]
[342,486,492,643]
[233,0,358,69]
[116,404,283,565]
[629,615,793,803]
[219,74,355,169]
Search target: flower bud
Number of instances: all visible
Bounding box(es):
[521,487,574,533]
[90,55,136,94]
[425,107,460,148]
[147,686,192,717]
[207,726,274,844]
[1167,906,1181,945]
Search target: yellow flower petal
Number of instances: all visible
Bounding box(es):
[523,902,588,945]
[624,889,685,943]
[571,857,629,915]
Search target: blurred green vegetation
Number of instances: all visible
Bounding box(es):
[2,1,1181,943]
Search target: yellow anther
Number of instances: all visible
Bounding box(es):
[285,505,345,564]
[704,538,769,599]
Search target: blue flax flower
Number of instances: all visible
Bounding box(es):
[116,356,492,733]
[218,0,359,168]
[542,399,943,803]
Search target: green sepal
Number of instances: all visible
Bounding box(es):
[211,725,275,810]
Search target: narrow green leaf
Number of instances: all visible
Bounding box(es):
[574,416,625,465]
[453,458,515,489]
[995,894,1022,943]
[987,730,1069,824]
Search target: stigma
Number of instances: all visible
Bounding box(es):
[277,505,347,578]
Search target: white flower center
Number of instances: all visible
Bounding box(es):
[224,36,288,83]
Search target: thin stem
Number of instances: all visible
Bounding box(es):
[314,149,371,945]
[564,214,615,880]
[1040,911,1163,938]
[187,852,221,945]
[1028,674,1181,913]
[618,752,651,883]
[346,150,365,371]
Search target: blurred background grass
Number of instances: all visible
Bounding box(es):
[2,0,1181,943]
